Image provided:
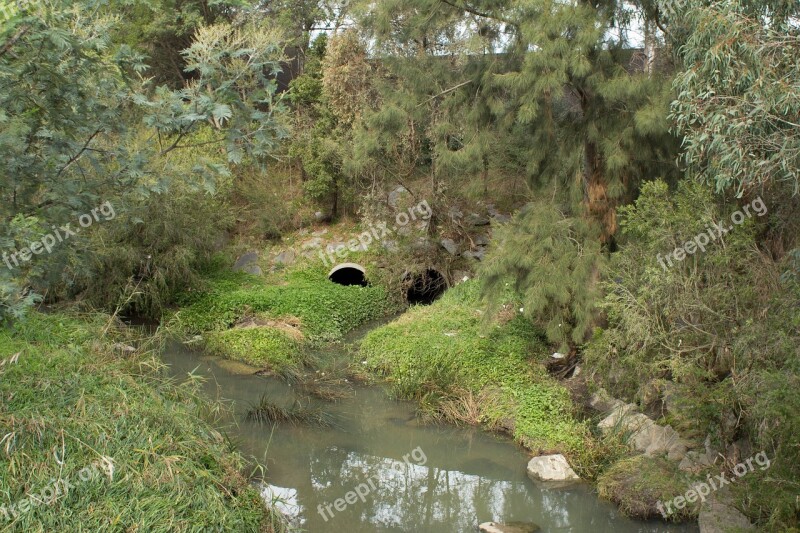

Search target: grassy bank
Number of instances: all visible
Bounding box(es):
[171,262,402,373]
[0,313,284,532]
[358,281,588,455]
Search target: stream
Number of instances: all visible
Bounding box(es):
[161,319,699,533]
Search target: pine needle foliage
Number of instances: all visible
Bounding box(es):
[480,201,605,350]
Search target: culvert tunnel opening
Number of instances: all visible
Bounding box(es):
[405,269,447,305]
[328,263,369,287]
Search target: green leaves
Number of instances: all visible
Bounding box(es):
[671,2,800,195]
[0,3,288,320]
[480,201,605,350]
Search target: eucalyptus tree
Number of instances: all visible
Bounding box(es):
[0,0,287,320]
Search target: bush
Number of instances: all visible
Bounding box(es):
[586,179,800,529]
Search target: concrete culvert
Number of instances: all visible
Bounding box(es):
[328,263,368,286]
[405,269,447,305]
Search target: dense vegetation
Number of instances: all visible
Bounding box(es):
[1,0,798,530]
[0,313,286,531]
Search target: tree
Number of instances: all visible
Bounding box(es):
[0,1,287,320]
[670,1,800,196]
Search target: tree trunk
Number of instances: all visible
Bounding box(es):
[584,140,616,243]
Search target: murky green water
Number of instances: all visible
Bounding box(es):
[161,323,698,533]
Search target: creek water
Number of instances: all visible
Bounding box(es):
[161,320,698,533]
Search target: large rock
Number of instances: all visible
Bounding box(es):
[240,263,263,276]
[679,450,712,472]
[698,495,754,532]
[588,388,624,413]
[479,521,540,533]
[597,403,639,432]
[388,185,409,208]
[440,238,459,255]
[233,251,258,271]
[526,454,580,485]
[467,213,491,227]
[473,233,490,247]
[273,250,296,266]
[462,249,486,261]
[598,403,682,456]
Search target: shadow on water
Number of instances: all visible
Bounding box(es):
[161,321,698,533]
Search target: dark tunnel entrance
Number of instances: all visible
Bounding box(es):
[405,269,447,305]
[328,263,368,287]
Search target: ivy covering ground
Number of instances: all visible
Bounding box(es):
[359,280,588,453]
[172,263,402,371]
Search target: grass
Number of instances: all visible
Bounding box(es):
[174,264,400,341]
[358,280,588,455]
[171,262,402,372]
[597,455,697,521]
[245,395,336,428]
[204,326,303,375]
[0,312,286,532]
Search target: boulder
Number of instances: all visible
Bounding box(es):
[473,233,490,247]
[388,185,409,209]
[301,237,323,249]
[233,251,258,271]
[467,213,491,227]
[698,495,754,532]
[632,421,682,457]
[462,249,486,261]
[479,521,540,533]
[273,250,296,266]
[526,454,580,485]
[667,440,689,462]
[679,450,712,472]
[440,238,459,255]
[112,343,136,354]
[597,403,639,432]
[241,263,263,276]
[588,388,624,413]
[598,403,682,456]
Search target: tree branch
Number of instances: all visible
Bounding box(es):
[417,79,474,107]
[56,129,103,179]
[0,25,30,59]
[438,0,516,28]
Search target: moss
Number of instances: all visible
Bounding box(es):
[597,455,697,521]
[0,312,285,531]
[204,326,302,372]
[173,264,402,344]
[358,280,587,453]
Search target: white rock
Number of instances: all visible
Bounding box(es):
[526,454,580,485]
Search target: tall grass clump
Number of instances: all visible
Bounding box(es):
[0,312,287,532]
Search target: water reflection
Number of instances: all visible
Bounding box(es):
[162,341,698,533]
